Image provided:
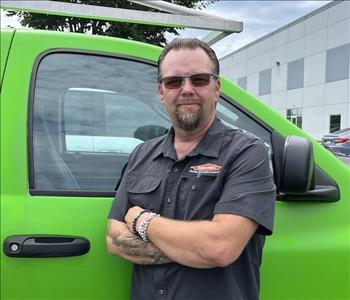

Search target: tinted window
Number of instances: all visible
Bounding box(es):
[326,43,350,82]
[286,107,302,129]
[287,58,304,90]
[32,53,170,192]
[330,115,341,133]
[237,76,247,90]
[259,69,271,95]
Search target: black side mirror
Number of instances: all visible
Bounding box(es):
[279,135,314,194]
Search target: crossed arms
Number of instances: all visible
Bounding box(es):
[106,218,172,265]
[106,208,257,268]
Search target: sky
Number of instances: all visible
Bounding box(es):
[175,0,332,57]
[1,0,332,58]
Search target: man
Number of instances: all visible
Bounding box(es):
[107,38,276,300]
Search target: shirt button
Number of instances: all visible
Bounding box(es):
[192,185,197,191]
[167,198,172,204]
[157,289,164,295]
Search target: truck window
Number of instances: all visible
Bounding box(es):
[30,52,272,195]
[31,52,169,193]
[63,88,168,153]
[217,99,271,146]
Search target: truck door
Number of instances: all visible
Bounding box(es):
[0,31,170,300]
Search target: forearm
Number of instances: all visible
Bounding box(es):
[146,217,226,268]
[145,214,257,268]
[124,207,257,268]
[106,220,172,265]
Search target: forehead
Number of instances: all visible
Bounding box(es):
[161,48,213,75]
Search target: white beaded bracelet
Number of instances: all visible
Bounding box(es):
[137,212,159,242]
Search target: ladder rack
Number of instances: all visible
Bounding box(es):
[1,0,243,46]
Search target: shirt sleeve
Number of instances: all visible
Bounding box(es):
[107,143,143,222]
[214,136,276,235]
[108,166,131,222]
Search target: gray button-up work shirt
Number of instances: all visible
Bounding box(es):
[109,117,276,300]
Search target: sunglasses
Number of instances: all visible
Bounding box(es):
[159,73,218,89]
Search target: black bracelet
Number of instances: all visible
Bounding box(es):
[132,210,150,234]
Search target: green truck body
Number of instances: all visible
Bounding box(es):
[1,28,349,300]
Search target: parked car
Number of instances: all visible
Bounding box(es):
[322,128,350,156]
[1,27,349,300]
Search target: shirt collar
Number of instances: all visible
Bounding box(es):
[152,116,226,161]
[188,117,225,158]
[151,128,176,160]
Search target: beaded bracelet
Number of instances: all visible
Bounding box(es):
[137,212,159,242]
[132,210,149,234]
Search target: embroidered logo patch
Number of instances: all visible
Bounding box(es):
[190,163,222,175]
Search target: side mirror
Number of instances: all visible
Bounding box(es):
[279,136,314,194]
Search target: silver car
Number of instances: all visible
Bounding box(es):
[322,128,350,156]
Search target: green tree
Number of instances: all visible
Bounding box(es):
[5,0,217,46]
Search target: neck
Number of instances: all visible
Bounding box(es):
[173,114,215,159]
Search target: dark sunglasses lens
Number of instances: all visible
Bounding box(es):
[163,76,183,89]
[190,74,211,87]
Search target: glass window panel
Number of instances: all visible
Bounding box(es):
[237,76,247,90]
[330,115,341,133]
[326,43,350,82]
[259,69,271,95]
[32,53,170,191]
[287,58,304,90]
[286,107,302,129]
[297,116,302,129]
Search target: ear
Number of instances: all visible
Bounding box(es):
[158,83,165,104]
[214,79,221,102]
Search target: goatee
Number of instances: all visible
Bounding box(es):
[175,105,203,131]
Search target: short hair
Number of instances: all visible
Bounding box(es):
[157,38,220,81]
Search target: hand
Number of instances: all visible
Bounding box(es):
[107,219,173,265]
[125,206,147,232]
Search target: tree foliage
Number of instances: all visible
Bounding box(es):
[5,0,217,46]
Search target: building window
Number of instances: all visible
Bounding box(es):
[330,115,341,133]
[287,58,304,90]
[326,43,350,83]
[286,108,302,129]
[237,76,247,90]
[259,68,271,95]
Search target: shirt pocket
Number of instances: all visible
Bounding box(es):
[178,175,220,220]
[126,175,162,211]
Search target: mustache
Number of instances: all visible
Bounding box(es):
[176,99,202,106]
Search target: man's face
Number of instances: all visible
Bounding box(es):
[158,48,220,131]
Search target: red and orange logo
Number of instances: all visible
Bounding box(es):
[190,163,222,174]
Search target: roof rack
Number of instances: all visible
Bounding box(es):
[0,0,243,46]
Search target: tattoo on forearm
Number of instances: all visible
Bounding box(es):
[111,227,172,265]
[151,254,172,264]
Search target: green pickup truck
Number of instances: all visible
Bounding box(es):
[1,27,349,300]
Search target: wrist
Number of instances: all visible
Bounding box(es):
[135,212,150,230]
[136,212,160,242]
[132,210,150,234]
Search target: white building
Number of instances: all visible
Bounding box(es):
[220,0,350,140]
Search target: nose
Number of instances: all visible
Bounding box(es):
[181,77,195,94]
